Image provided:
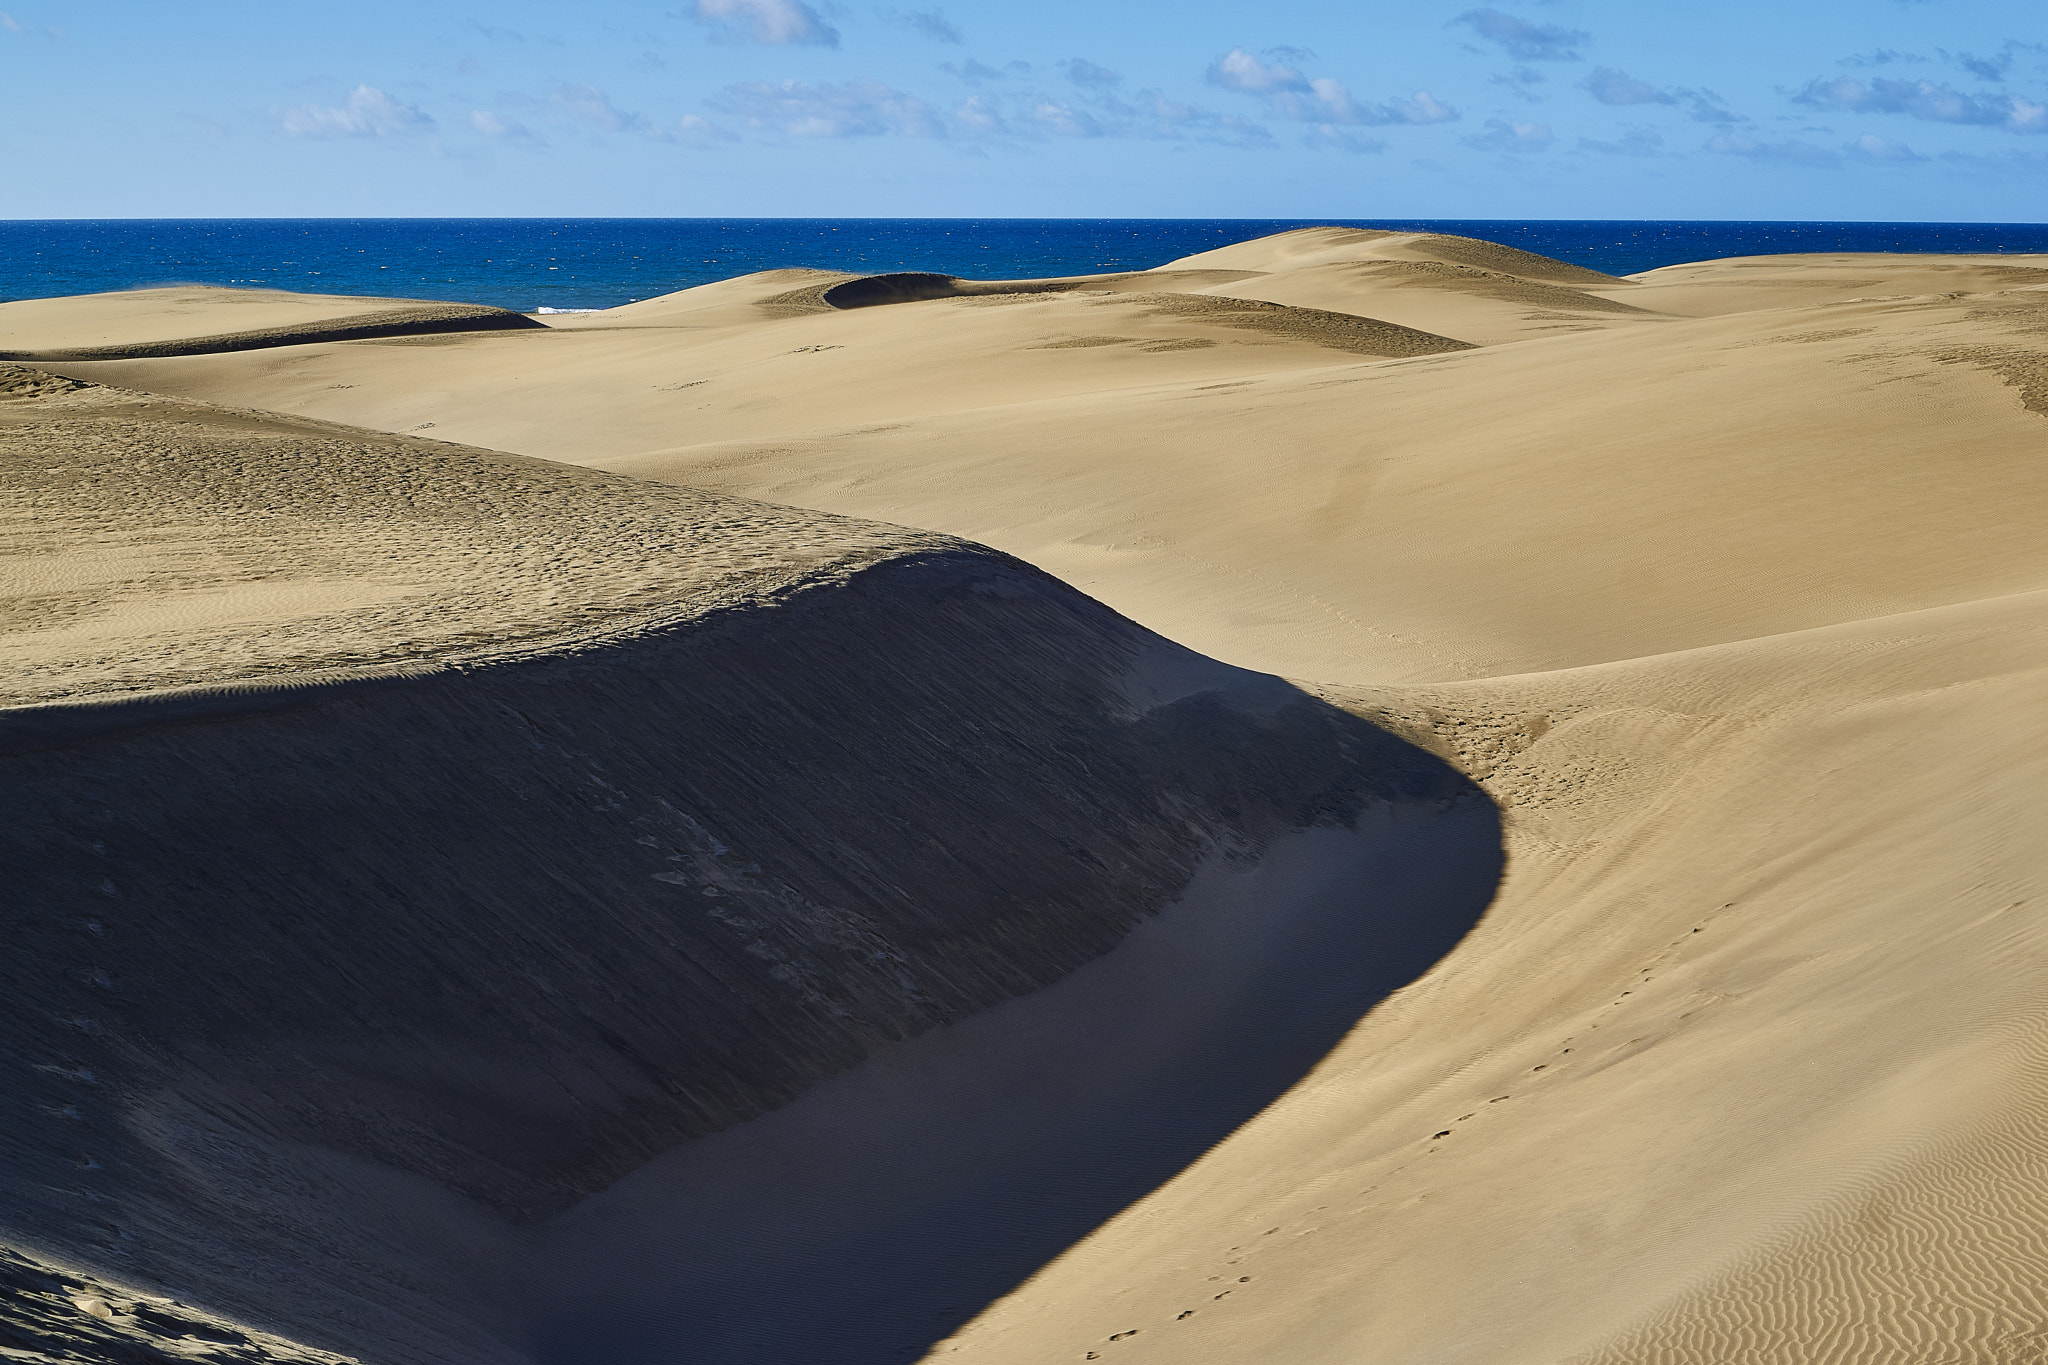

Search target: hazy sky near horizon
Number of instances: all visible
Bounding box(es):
[3,0,2044,219]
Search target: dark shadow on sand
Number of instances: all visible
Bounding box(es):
[528,712,1502,1365]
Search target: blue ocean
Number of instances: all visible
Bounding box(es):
[5,219,2047,313]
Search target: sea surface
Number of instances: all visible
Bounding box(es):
[5,219,2048,313]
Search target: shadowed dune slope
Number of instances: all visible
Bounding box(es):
[923,585,2048,1365]
[0,286,539,361]
[1,366,1494,1365]
[12,227,2048,1365]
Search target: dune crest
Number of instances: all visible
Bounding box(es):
[7,227,2048,1365]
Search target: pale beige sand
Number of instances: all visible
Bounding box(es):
[0,364,916,706]
[0,285,538,360]
[9,229,2048,1365]
[45,245,2047,685]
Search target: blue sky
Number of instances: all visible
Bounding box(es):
[3,0,2044,218]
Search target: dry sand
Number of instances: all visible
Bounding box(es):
[6,226,2048,1365]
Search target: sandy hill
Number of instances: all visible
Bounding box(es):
[40,244,2047,685]
[7,228,2048,1365]
[1,361,1483,1365]
[0,285,538,360]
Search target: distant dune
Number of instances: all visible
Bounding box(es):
[6,227,2048,1365]
[0,286,539,361]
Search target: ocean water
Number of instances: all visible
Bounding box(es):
[4,218,2047,313]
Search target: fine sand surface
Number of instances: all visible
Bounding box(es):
[6,227,2048,1365]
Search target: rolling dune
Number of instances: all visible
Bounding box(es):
[7,228,2048,1365]
[0,286,539,361]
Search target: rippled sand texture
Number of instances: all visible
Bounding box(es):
[8,227,2048,1365]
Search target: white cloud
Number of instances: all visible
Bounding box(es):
[1577,127,1664,156]
[1060,58,1121,90]
[1462,117,1554,153]
[1846,132,1926,162]
[1031,100,1105,137]
[1208,49,1457,126]
[1582,67,1673,107]
[651,113,739,146]
[1454,9,1588,62]
[1128,90,1273,147]
[1390,90,1459,124]
[692,0,838,47]
[1208,49,1310,95]
[1305,125,1387,154]
[941,58,1025,84]
[274,85,435,138]
[1794,77,2046,133]
[0,12,21,33]
[710,79,944,136]
[1704,133,1839,167]
[951,95,1008,136]
[902,8,961,43]
[469,109,538,142]
[550,83,646,131]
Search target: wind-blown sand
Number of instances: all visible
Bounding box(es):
[6,227,2048,1365]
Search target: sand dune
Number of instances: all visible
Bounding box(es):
[7,228,2048,1365]
[2,358,1483,1365]
[1156,226,1635,285]
[45,247,2043,684]
[1599,250,2048,316]
[0,285,538,360]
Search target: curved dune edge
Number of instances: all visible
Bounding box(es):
[749,270,1473,356]
[0,303,541,362]
[1,352,1494,1365]
[11,227,2048,1365]
[1,555,1490,1364]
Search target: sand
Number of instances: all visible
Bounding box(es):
[6,226,2048,1365]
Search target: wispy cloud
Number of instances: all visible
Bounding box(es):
[1030,99,1106,137]
[1454,9,1588,62]
[650,114,739,146]
[274,85,435,138]
[1939,41,2046,82]
[1207,49,1456,125]
[1207,49,1309,95]
[0,9,55,37]
[1581,67,1672,106]
[898,8,962,43]
[1463,117,1554,152]
[550,83,647,132]
[1838,49,1924,69]
[710,79,944,136]
[1305,126,1387,154]
[1794,76,2047,133]
[1133,91,1274,146]
[1059,58,1122,90]
[1845,133,1926,162]
[691,0,839,48]
[941,58,1026,84]
[1577,127,1664,157]
[469,109,542,145]
[1679,90,1742,124]
[1580,67,1740,123]
[1705,133,1839,167]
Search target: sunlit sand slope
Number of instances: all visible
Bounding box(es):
[933,586,2048,1365]
[1,365,1486,1365]
[46,246,2048,686]
[0,286,539,360]
[11,228,2048,1365]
